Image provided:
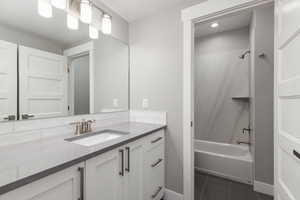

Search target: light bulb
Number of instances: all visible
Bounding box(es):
[67,14,79,30]
[38,0,53,18]
[51,0,66,10]
[80,0,92,24]
[210,22,219,28]
[102,14,111,35]
[89,25,99,39]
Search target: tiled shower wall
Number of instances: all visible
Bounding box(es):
[194,27,250,144]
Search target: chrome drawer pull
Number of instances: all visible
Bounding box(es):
[293,150,300,160]
[125,147,130,172]
[151,186,163,199]
[151,137,162,144]
[151,158,163,168]
[119,149,124,176]
[78,167,84,200]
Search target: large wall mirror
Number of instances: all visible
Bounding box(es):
[0,0,129,122]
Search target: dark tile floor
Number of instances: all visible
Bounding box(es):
[195,171,273,200]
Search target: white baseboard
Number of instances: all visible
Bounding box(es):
[254,180,274,196]
[164,189,183,200]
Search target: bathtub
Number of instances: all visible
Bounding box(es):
[194,140,253,184]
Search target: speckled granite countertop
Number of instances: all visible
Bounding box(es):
[0,122,166,195]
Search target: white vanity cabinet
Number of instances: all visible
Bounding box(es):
[0,163,84,200]
[0,129,165,200]
[85,130,165,200]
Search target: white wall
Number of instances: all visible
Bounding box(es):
[129,0,206,194]
[250,4,274,185]
[94,36,129,113]
[0,24,63,54]
[194,27,250,144]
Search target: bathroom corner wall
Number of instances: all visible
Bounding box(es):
[129,0,207,194]
[194,27,250,144]
[250,4,274,185]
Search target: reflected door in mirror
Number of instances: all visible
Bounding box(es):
[0,40,17,122]
[19,46,68,120]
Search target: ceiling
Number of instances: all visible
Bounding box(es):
[195,11,252,38]
[0,0,90,48]
[96,0,202,22]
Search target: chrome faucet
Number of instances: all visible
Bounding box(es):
[70,119,96,136]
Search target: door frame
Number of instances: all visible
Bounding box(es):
[64,42,95,115]
[181,1,274,200]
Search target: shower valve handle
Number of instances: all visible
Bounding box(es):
[242,128,251,134]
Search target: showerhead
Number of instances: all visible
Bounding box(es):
[239,50,251,59]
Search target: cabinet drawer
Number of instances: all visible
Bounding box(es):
[144,130,164,149]
[144,131,165,200]
[147,160,164,200]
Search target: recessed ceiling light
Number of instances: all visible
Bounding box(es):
[211,22,219,28]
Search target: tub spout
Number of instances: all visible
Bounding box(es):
[237,141,251,145]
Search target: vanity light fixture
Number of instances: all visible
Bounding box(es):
[102,14,112,35]
[80,0,92,24]
[51,0,66,10]
[210,22,219,28]
[38,0,113,36]
[67,14,79,30]
[89,25,99,39]
[38,0,53,18]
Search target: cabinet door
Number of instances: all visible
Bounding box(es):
[0,40,17,122]
[19,45,68,120]
[0,163,84,200]
[124,140,144,200]
[85,149,124,200]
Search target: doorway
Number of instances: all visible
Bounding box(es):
[71,54,90,115]
[181,1,275,200]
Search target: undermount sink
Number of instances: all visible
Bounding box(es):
[65,130,129,147]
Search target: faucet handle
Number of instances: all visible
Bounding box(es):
[242,128,251,134]
[87,120,96,132]
[69,122,82,136]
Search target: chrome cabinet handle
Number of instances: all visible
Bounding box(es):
[125,147,130,172]
[119,149,124,176]
[151,186,163,199]
[151,137,162,144]
[22,114,35,120]
[3,115,16,121]
[151,158,163,168]
[293,150,300,160]
[78,167,84,200]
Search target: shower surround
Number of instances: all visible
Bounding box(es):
[194,27,250,144]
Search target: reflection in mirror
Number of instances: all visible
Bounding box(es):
[71,54,90,115]
[0,0,129,122]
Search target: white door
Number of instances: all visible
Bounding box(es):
[85,149,124,200]
[0,163,84,200]
[0,40,17,122]
[275,0,300,200]
[19,46,68,120]
[124,141,144,200]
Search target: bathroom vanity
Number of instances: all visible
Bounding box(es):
[0,122,166,200]
[0,0,166,199]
